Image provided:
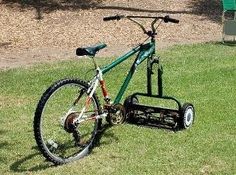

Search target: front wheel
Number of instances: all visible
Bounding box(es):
[178,103,195,129]
[34,79,101,165]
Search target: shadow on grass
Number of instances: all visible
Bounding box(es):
[0,130,10,153]
[9,125,117,172]
[0,129,8,135]
[95,123,119,146]
[0,129,10,163]
[0,140,11,164]
[210,41,236,47]
[125,115,179,132]
[0,142,10,149]
[10,147,53,173]
[222,41,236,47]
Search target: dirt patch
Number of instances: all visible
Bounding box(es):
[0,0,222,69]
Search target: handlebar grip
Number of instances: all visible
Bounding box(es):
[164,16,179,24]
[103,15,124,21]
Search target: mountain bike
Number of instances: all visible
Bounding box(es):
[34,15,195,165]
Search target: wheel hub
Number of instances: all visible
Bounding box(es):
[184,107,194,127]
[64,112,77,133]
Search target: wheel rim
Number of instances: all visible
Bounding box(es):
[184,106,194,127]
[39,83,98,162]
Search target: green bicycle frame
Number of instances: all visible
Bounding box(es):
[101,40,155,104]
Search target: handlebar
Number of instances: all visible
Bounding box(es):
[103,15,179,38]
[103,15,179,24]
[103,15,125,21]
[163,15,179,24]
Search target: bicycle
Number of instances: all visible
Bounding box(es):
[34,15,195,165]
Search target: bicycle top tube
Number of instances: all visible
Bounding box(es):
[101,44,140,74]
[101,39,155,75]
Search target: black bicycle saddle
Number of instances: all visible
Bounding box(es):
[76,43,107,56]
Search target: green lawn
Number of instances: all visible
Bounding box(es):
[0,43,235,175]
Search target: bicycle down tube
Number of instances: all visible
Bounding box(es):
[101,41,155,104]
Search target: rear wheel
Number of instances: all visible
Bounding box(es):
[34,79,101,165]
[178,103,195,129]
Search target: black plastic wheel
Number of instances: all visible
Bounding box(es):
[34,79,101,165]
[179,103,195,129]
[123,95,139,123]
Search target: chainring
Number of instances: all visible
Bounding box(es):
[106,104,126,125]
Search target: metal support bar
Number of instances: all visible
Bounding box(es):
[158,64,163,97]
[147,57,153,95]
[147,56,160,96]
[132,92,182,111]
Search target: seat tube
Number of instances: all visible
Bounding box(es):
[97,67,111,103]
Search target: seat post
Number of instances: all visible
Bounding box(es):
[91,56,98,69]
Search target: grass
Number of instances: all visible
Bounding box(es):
[0,43,236,174]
